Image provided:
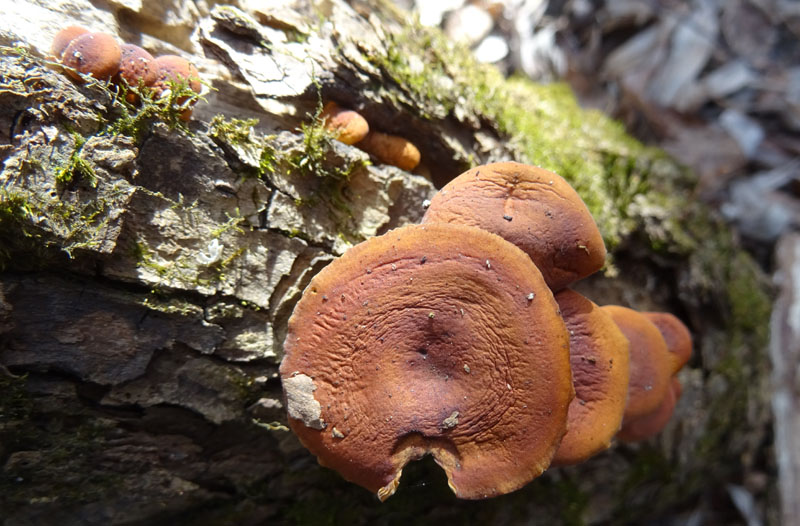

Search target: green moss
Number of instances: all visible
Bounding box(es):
[209,115,259,145]
[367,21,675,249]
[0,374,34,430]
[0,375,122,510]
[55,130,97,187]
[259,142,278,176]
[139,293,204,317]
[209,114,278,179]
[211,210,246,239]
[726,251,772,337]
[106,78,201,142]
[0,190,57,270]
[289,109,344,180]
[130,206,250,290]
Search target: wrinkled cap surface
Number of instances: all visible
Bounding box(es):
[280,223,573,500]
[421,162,606,291]
[601,306,672,422]
[551,289,630,466]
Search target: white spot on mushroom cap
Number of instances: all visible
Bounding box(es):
[284,373,326,430]
[442,411,459,429]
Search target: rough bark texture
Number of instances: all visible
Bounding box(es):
[0,1,774,525]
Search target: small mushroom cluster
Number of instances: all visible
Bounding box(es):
[280,161,692,500]
[51,26,201,120]
[320,101,421,172]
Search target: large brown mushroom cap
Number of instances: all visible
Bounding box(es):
[601,305,673,422]
[280,223,573,500]
[551,289,630,466]
[421,162,606,291]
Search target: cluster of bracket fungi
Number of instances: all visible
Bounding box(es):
[320,102,421,172]
[50,27,201,120]
[280,161,692,501]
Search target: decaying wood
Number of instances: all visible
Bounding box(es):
[0,1,775,524]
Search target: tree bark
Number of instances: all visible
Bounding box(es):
[0,1,773,524]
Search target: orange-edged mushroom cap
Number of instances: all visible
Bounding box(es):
[421,162,606,291]
[61,32,122,81]
[601,305,672,422]
[356,130,421,172]
[618,377,682,442]
[51,26,89,59]
[117,44,158,90]
[320,102,369,145]
[551,289,630,466]
[643,312,692,374]
[280,223,573,500]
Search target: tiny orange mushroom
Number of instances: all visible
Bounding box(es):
[600,305,673,423]
[643,311,692,374]
[61,32,122,81]
[616,312,692,442]
[117,44,158,102]
[50,26,89,60]
[356,130,421,172]
[152,55,202,121]
[320,102,369,145]
[618,377,682,442]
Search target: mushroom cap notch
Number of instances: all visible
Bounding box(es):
[422,161,606,291]
[551,289,630,466]
[280,223,573,500]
